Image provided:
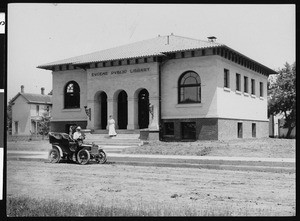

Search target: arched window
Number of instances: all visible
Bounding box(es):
[178,71,201,103]
[64,81,80,109]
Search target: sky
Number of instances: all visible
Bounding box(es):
[7,3,295,100]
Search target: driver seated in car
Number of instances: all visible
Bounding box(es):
[73,126,83,141]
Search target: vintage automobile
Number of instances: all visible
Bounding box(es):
[48,132,107,165]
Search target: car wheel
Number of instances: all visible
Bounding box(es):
[96,150,107,164]
[49,148,61,163]
[77,149,90,165]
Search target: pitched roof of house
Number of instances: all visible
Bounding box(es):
[10,93,52,105]
[37,34,277,75]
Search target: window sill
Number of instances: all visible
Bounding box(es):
[62,108,81,112]
[223,87,231,92]
[163,135,175,137]
[176,103,202,108]
[259,96,264,100]
[235,90,242,95]
[251,94,256,98]
[243,92,249,97]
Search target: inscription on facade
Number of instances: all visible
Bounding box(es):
[91,67,150,77]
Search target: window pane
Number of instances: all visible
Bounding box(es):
[179,72,201,103]
[251,79,255,95]
[224,69,229,88]
[65,81,80,108]
[181,86,200,103]
[184,76,197,85]
[164,122,174,135]
[67,84,74,93]
[260,82,263,96]
[181,122,196,140]
[236,73,240,91]
[244,76,248,93]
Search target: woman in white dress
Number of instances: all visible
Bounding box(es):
[108,115,117,137]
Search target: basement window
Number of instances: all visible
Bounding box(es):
[164,122,174,136]
[181,122,196,140]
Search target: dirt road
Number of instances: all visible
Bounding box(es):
[7,160,295,216]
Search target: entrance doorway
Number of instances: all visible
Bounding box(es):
[138,89,149,129]
[118,90,128,129]
[100,92,107,129]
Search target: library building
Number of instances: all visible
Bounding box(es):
[38,34,277,141]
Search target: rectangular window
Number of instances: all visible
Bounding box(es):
[224,69,230,88]
[191,51,195,57]
[236,73,241,91]
[181,52,185,58]
[251,79,255,95]
[244,76,248,93]
[164,122,174,136]
[237,122,243,138]
[15,121,18,134]
[252,123,256,138]
[260,82,263,97]
[36,105,39,115]
[181,122,196,140]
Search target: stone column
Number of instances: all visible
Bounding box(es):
[127,97,138,129]
[148,96,159,130]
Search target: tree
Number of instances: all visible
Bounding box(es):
[268,62,296,138]
[38,106,51,139]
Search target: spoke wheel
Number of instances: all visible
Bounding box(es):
[49,148,61,163]
[96,150,107,164]
[77,149,90,165]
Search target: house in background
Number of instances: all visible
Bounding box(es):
[10,85,52,136]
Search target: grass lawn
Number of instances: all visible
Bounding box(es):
[7,137,295,158]
[122,138,295,158]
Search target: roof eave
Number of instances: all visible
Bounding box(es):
[222,45,278,76]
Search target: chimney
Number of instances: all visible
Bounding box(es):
[41,87,45,95]
[207,36,217,42]
[21,85,24,93]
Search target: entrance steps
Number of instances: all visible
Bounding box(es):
[84,130,142,153]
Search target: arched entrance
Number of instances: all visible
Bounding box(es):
[138,89,149,129]
[94,91,107,130]
[118,90,128,129]
[100,92,107,129]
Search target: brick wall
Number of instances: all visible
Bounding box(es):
[218,118,269,140]
[161,118,218,141]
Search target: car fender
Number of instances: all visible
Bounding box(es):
[52,145,63,157]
